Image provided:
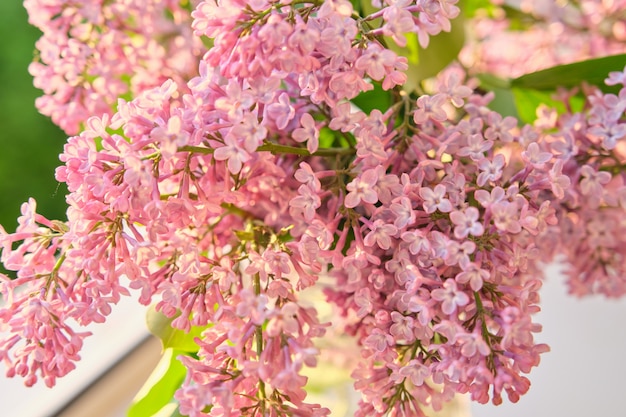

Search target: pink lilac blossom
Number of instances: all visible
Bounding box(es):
[3,1,626,417]
[461,0,626,78]
[24,0,203,135]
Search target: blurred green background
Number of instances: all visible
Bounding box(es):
[0,1,67,232]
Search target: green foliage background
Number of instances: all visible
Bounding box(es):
[0,1,67,233]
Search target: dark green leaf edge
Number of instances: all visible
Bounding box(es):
[511,54,626,94]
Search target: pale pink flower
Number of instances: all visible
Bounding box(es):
[345,169,379,208]
[318,0,353,18]
[457,133,493,160]
[549,160,571,199]
[257,14,292,51]
[292,113,320,153]
[439,71,473,107]
[382,63,409,90]
[450,207,484,239]
[413,94,448,124]
[419,184,453,213]
[382,6,417,47]
[294,162,321,190]
[456,263,490,292]
[389,311,416,343]
[432,280,470,315]
[456,331,491,358]
[266,302,300,337]
[390,196,416,229]
[213,136,250,174]
[398,360,430,386]
[363,328,394,353]
[329,101,365,132]
[355,287,374,318]
[355,43,398,81]
[521,142,552,169]
[235,290,269,326]
[230,113,267,153]
[329,70,373,100]
[401,229,432,255]
[289,17,321,54]
[588,122,626,150]
[214,80,255,122]
[485,112,517,142]
[356,132,388,163]
[266,92,295,130]
[363,219,398,250]
[319,15,357,58]
[405,292,435,326]
[477,154,506,186]
[290,185,321,221]
[474,186,505,208]
[491,202,522,234]
[445,240,476,269]
[262,249,292,279]
[579,165,611,203]
[605,65,626,86]
[192,0,242,37]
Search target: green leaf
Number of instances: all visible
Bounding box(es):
[152,402,184,417]
[512,87,586,125]
[501,5,543,31]
[477,73,519,120]
[350,0,362,14]
[461,0,498,17]
[318,127,335,148]
[511,54,626,94]
[200,35,214,50]
[479,69,592,126]
[127,348,187,417]
[511,88,564,124]
[351,81,391,113]
[146,305,207,352]
[488,87,520,121]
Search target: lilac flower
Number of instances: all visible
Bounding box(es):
[450,207,484,239]
[580,165,611,204]
[457,133,493,160]
[213,135,250,173]
[290,184,321,221]
[292,113,320,153]
[266,92,295,130]
[345,169,379,208]
[390,196,416,229]
[419,184,453,213]
[491,202,522,234]
[363,219,398,250]
[432,280,470,315]
[12,1,626,415]
[413,94,448,124]
[521,142,552,169]
[477,154,506,186]
[355,43,398,81]
[456,263,490,292]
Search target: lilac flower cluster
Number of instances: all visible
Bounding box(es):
[2,1,626,416]
[24,0,203,134]
[462,0,626,77]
